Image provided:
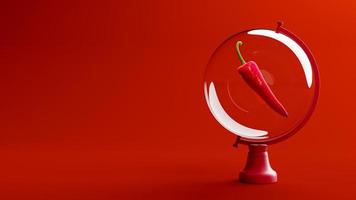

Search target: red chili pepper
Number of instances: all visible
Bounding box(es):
[235,41,288,117]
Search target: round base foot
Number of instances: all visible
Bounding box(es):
[238,144,277,184]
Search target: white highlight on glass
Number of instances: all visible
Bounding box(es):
[205,82,268,138]
[248,29,313,88]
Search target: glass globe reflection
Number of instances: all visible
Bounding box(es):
[204,26,319,144]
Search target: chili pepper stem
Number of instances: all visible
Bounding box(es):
[236,41,246,65]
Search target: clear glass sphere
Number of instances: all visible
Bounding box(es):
[204,28,319,143]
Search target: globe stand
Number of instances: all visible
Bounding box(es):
[239,144,277,184]
[205,21,320,184]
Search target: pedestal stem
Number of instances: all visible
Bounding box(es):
[239,144,277,184]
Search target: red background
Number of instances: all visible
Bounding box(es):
[0,0,355,199]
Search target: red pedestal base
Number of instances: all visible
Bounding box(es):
[239,144,277,184]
